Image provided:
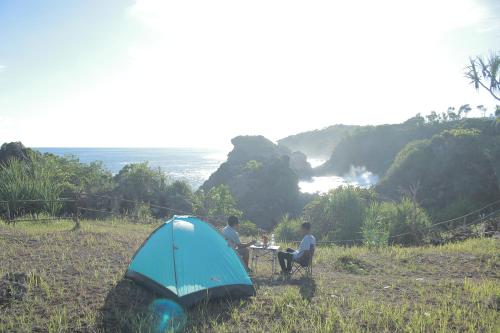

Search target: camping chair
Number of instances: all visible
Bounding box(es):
[290,244,315,278]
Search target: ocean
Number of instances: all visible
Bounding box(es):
[34,148,377,193]
[34,147,228,189]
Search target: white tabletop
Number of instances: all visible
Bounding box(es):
[250,245,280,251]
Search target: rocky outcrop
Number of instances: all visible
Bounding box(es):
[201,135,305,229]
[0,142,30,165]
[225,135,312,179]
[289,151,313,179]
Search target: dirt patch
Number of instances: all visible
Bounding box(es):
[336,255,371,274]
[0,273,28,307]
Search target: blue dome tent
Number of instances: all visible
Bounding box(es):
[125,216,255,307]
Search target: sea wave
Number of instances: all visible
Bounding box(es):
[299,166,379,194]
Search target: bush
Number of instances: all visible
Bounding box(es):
[387,198,431,246]
[362,202,390,247]
[239,220,258,236]
[273,214,303,241]
[361,199,431,246]
[303,186,375,242]
[193,185,242,226]
[0,152,64,217]
[114,163,195,218]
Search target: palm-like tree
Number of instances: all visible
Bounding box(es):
[465,52,500,102]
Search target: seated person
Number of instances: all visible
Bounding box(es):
[222,215,255,269]
[278,222,316,274]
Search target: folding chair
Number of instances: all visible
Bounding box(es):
[290,244,315,278]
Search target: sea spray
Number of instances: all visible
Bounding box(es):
[299,165,379,194]
[342,165,379,187]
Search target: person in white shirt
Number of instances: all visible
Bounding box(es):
[278,222,316,274]
[222,216,255,269]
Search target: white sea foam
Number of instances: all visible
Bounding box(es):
[307,158,327,168]
[299,166,379,194]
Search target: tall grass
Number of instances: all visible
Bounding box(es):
[0,152,64,217]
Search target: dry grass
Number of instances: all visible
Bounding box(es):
[0,219,498,332]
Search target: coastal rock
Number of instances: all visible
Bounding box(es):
[201,135,303,229]
[289,151,313,179]
[0,142,30,165]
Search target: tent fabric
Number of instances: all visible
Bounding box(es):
[126,216,255,307]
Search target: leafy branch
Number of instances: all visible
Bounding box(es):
[465,52,500,101]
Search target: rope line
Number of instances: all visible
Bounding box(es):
[1,194,499,245]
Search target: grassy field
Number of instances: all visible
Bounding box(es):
[0,219,498,333]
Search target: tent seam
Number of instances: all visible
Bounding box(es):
[171,217,179,295]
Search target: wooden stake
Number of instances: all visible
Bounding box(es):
[6,202,11,225]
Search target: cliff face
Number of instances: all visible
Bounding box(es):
[201,135,305,229]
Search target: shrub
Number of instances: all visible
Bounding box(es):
[273,214,303,241]
[361,198,431,246]
[303,186,375,242]
[362,202,390,247]
[239,220,258,236]
[193,185,242,226]
[133,203,155,223]
[387,198,431,246]
[0,152,64,217]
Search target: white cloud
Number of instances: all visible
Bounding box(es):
[0,65,5,73]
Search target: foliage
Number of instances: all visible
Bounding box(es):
[377,128,500,221]
[114,162,169,203]
[0,152,64,217]
[302,186,376,242]
[316,116,494,178]
[194,185,242,225]
[238,220,258,236]
[384,198,431,246]
[112,163,195,218]
[243,160,262,171]
[361,202,390,247]
[129,202,155,223]
[273,214,303,241]
[54,155,114,196]
[153,180,194,216]
[465,51,500,101]
[0,148,197,220]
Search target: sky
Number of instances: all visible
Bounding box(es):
[0,0,499,148]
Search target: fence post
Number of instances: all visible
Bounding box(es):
[6,202,11,225]
[72,195,81,231]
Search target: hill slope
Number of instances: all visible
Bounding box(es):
[316,117,497,177]
[1,219,498,332]
[278,124,359,159]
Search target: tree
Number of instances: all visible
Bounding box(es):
[425,111,439,124]
[465,52,500,101]
[447,107,460,121]
[194,185,242,225]
[477,105,487,118]
[458,104,472,118]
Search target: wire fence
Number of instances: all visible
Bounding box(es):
[0,195,499,246]
[0,192,226,227]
